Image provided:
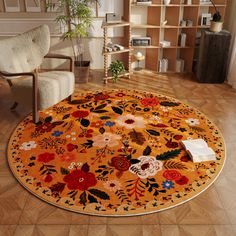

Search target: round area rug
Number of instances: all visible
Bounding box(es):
[8,89,225,216]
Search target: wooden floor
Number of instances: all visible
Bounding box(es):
[1,71,236,236]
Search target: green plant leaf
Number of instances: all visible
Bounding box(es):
[143,145,152,156]
[111,106,123,115]
[92,110,108,113]
[156,149,181,161]
[146,130,160,136]
[88,189,110,200]
[60,167,69,175]
[94,104,107,110]
[88,194,98,203]
[79,191,87,205]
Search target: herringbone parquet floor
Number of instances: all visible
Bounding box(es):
[0,71,236,236]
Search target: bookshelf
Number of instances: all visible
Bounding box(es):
[112,0,227,74]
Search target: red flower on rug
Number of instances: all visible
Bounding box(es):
[49,182,66,197]
[67,143,78,152]
[90,120,104,128]
[43,174,53,183]
[63,170,97,191]
[141,97,159,107]
[72,110,89,119]
[165,140,179,149]
[38,152,55,163]
[60,152,77,162]
[110,156,131,171]
[36,122,56,133]
[180,155,191,162]
[175,176,189,185]
[94,93,110,100]
[163,170,182,181]
[115,92,126,97]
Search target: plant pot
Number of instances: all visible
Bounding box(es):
[163,0,171,5]
[210,21,223,33]
[74,61,90,83]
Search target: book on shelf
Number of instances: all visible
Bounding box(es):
[176,59,185,72]
[199,0,212,5]
[181,139,216,163]
[179,33,186,47]
[158,58,168,72]
[136,0,152,5]
[160,40,171,47]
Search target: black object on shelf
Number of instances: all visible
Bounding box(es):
[196,30,231,83]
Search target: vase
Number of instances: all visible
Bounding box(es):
[163,0,171,5]
[210,21,223,33]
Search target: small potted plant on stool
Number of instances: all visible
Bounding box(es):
[108,60,125,83]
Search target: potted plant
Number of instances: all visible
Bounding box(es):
[209,0,223,32]
[47,0,98,81]
[108,60,125,82]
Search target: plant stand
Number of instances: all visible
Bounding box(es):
[102,20,132,84]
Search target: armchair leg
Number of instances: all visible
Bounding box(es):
[32,72,39,124]
[10,102,18,110]
[33,109,39,123]
[68,95,72,102]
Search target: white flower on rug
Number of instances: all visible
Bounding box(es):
[104,180,122,192]
[116,114,146,129]
[150,115,162,123]
[20,141,37,151]
[185,118,200,126]
[93,132,121,148]
[129,156,163,179]
[160,106,172,112]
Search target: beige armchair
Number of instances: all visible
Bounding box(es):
[0,25,75,123]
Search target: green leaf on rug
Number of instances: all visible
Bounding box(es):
[92,110,108,113]
[60,167,70,175]
[94,104,107,110]
[45,116,52,123]
[156,149,181,161]
[79,191,87,205]
[146,130,160,136]
[160,101,180,107]
[130,159,141,164]
[82,140,94,148]
[80,118,90,127]
[88,194,98,203]
[63,114,70,120]
[143,145,152,155]
[111,106,123,115]
[88,189,110,200]
[100,116,111,120]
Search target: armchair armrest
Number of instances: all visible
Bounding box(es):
[44,53,74,72]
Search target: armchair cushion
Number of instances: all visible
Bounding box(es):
[11,71,74,110]
[0,25,50,74]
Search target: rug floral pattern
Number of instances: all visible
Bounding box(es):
[8,90,225,216]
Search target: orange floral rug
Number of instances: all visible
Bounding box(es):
[8,89,225,216]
